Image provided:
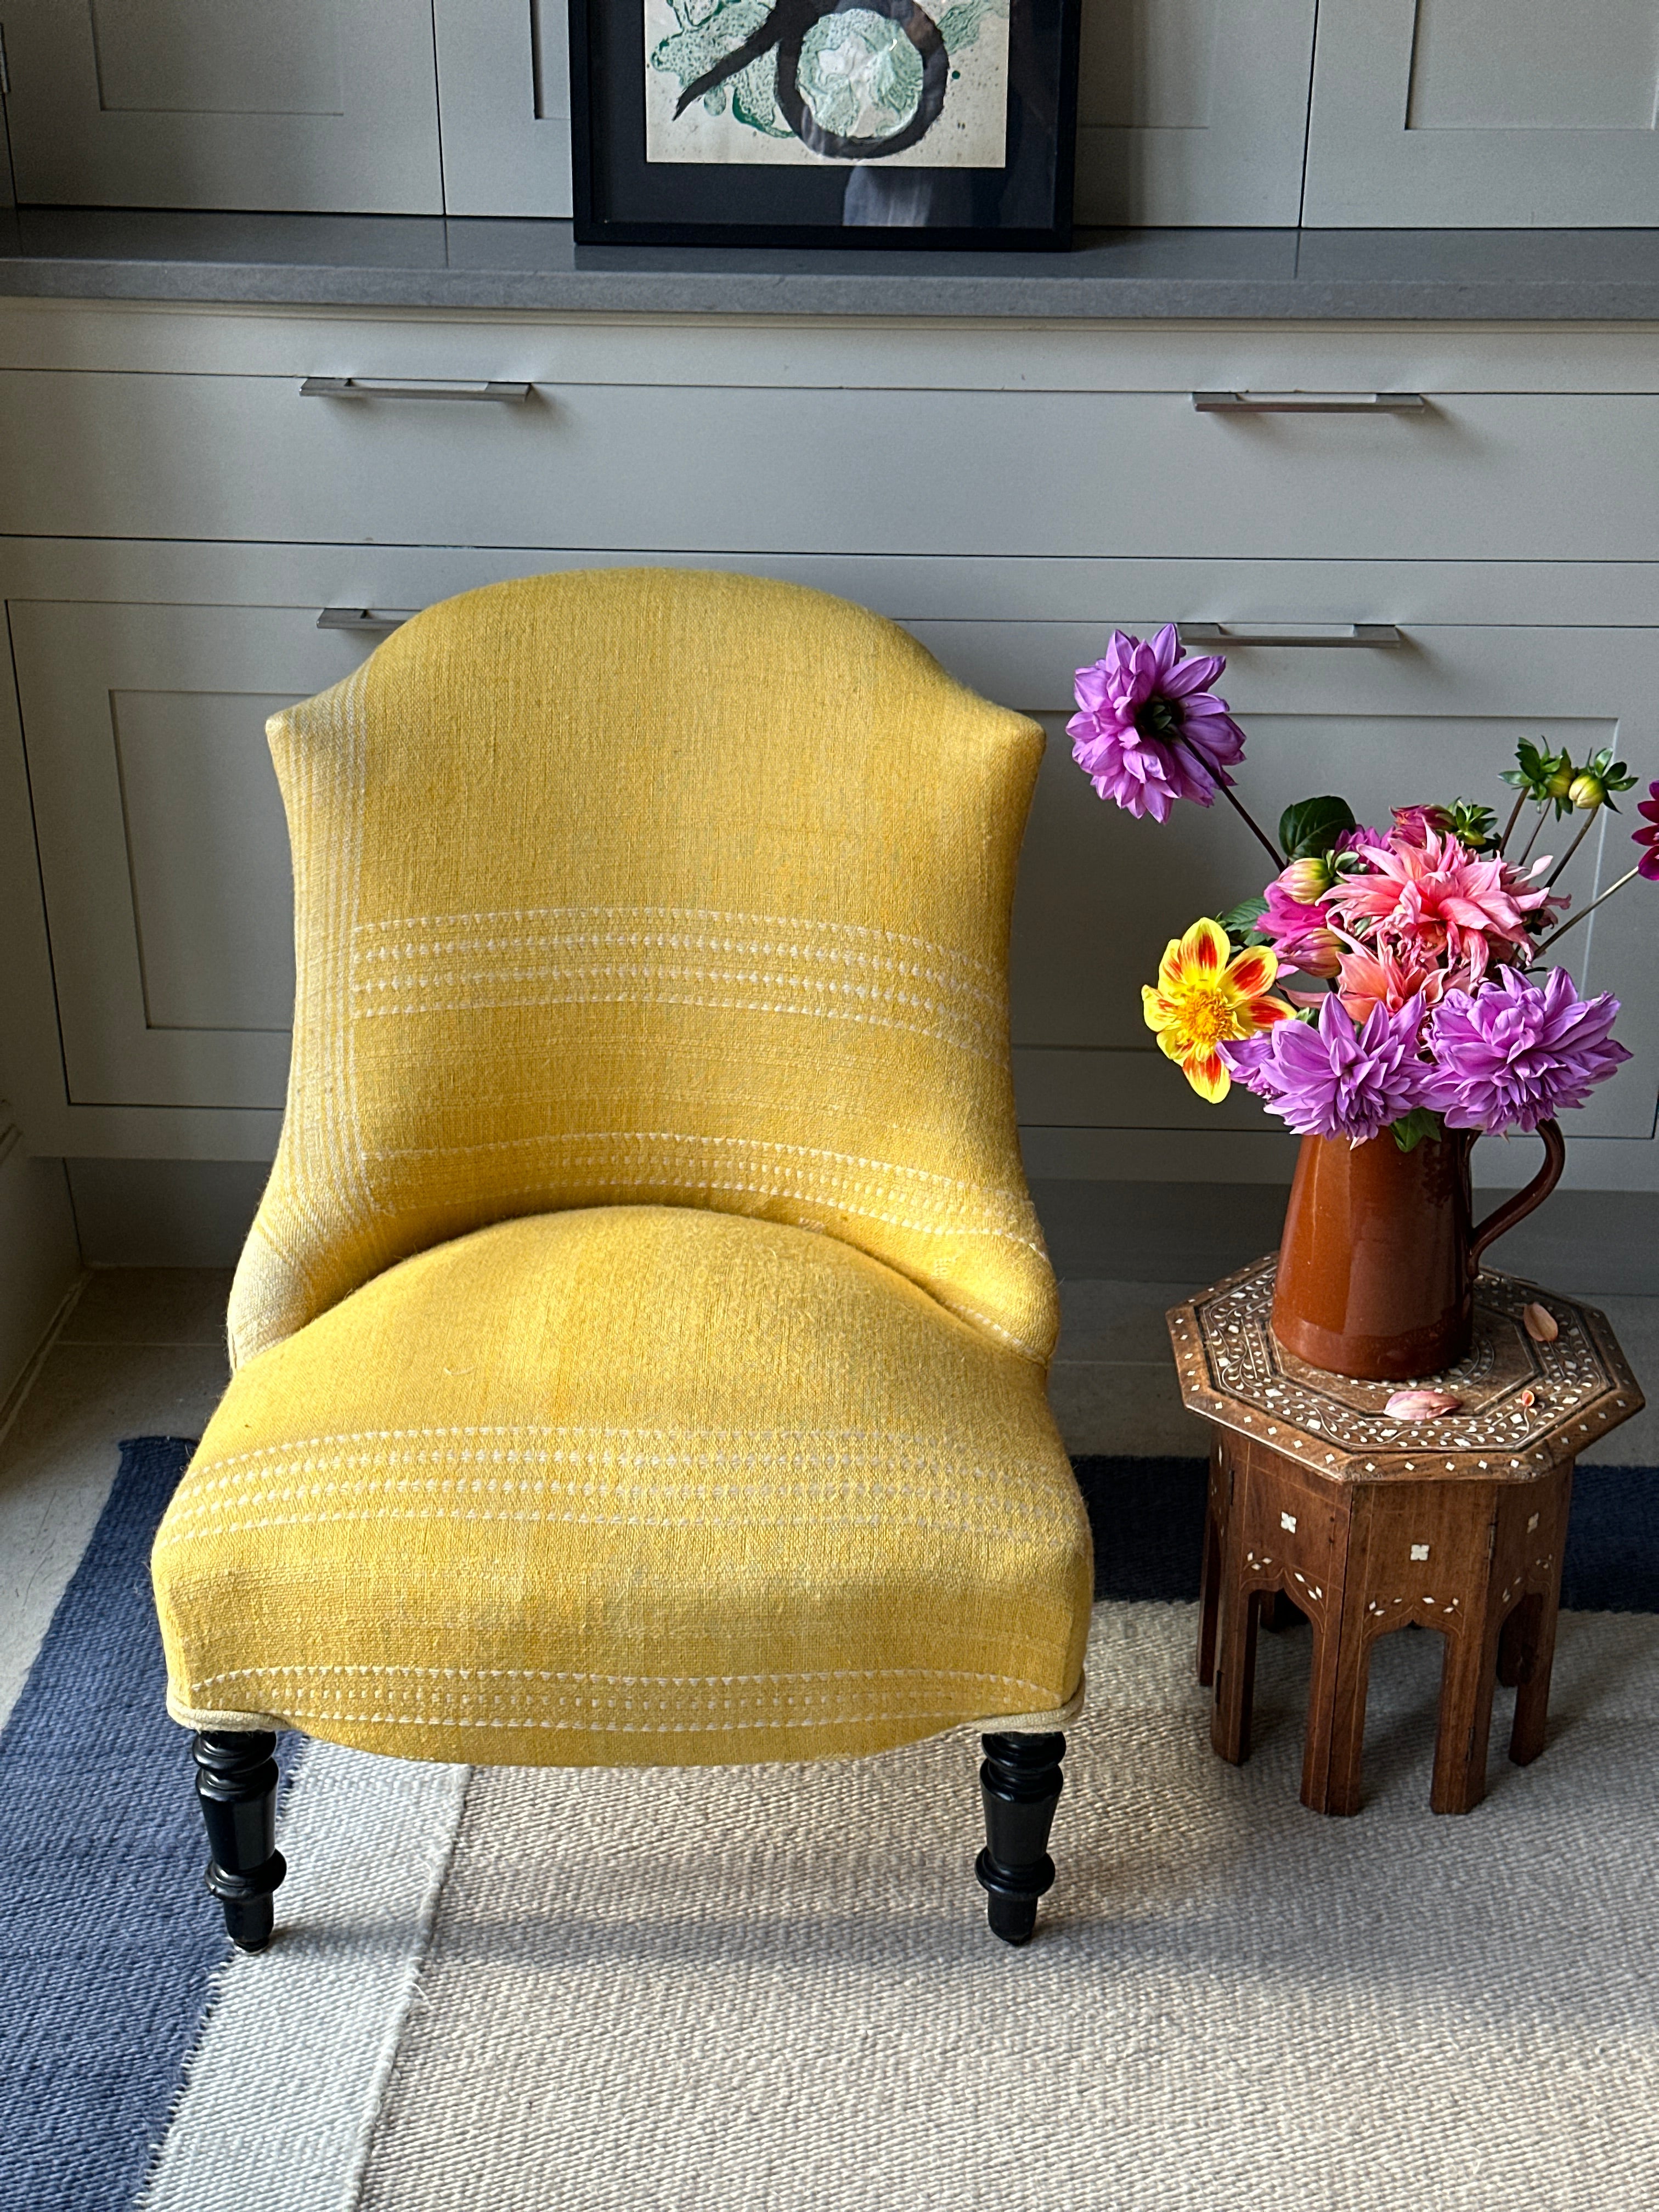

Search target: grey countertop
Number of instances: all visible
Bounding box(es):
[3,209,1659,319]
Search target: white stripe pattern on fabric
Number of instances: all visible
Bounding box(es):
[141,1741,469,2212]
[347,906,1006,1061]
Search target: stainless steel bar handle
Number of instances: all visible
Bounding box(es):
[316,607,417,631]
[1190,391,1426,413]
[1178,623,1403,648]
[300,376,532,403]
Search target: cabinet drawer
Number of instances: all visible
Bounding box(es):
[7,373,1659,561]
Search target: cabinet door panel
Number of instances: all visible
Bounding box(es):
[1305,0,1659,226]
[1,0,443,213]
[9,601,386,1110]
[8,373,1659,563]
[1076,0,1316,225]
[432,0,572,218]
[988,623,1658,1143]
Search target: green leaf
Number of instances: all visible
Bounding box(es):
[1390,1107,1444,1154]
[1215,895,1268,947]
[1278,794,1356,862]
[1446,799,1498,851]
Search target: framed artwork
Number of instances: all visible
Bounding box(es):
[569,0,1081,249]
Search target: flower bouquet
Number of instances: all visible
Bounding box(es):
[1070,626,1658,1381]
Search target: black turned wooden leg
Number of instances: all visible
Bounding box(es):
[193,1730,286,1951]
[974,1731,1064,1947]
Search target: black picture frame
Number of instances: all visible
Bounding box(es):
[569,0,1081,251]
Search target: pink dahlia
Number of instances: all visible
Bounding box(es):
[1220,992,1430,1145]
[1325,828,1558,984]
[1069,626,1246,822]
[1335,943,1451,1023]
[1390,804,1451,845]
[1636,778,1659,881]
[1421,966,1630,1135]
[1257,877,1342,978]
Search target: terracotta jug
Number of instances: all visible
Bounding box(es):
[1271,1119,1566,1381]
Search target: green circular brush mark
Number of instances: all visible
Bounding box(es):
[797,8,924,139]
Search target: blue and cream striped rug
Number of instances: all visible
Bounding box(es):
[3,1439,1657,2211]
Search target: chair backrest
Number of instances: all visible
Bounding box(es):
[229,568,1058,1368]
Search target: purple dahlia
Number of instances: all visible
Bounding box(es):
[1068,625,1246,822]
[1421,965,1630,1135]
[1220,992,1429,1145]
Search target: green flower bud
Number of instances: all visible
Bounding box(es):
[1280,855,1334,902]
[1568,774,1605,811]
[1544,765,1576,800]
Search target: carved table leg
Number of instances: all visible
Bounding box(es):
[1198,1504,1223,1688]
[1508,1465,1573,1768]
[975,1732,1064,1946]
[1430,1622,1503,1815]
[1210,1585,1261,1766]
[1198,1443,1227,1689]
[1302,1616,1373,1817]
[1507,1592,1562,1768]
[193,1730,286,1951]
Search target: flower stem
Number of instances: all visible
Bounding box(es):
[1498,787,1528,852]
[1533,864,1643,953]
[1544,806,1600,888]
[1175,740,1284,867]
[1221,781,1288,870]
[1519,805,1549,866]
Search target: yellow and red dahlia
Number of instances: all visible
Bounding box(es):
[1142,917,1294,1102]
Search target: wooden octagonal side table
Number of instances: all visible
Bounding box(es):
[1167,1260,1646,1817]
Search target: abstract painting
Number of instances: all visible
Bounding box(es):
[644,0,1011,167]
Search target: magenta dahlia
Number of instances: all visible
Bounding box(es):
[1636,778,1659,881]
[1069,626,1246,822]
[1220,992,1430,1145]
[1256,877,1342,978]
[1420,966,1630,1135]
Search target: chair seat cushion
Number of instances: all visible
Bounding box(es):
[153,1207,1092,1765]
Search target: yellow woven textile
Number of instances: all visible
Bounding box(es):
[155,1205,1091,1763]
[229,569,1056,1368]
[153,569,1091,1762]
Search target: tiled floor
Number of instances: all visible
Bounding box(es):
[0,1269,231,1726]
[1,1264,1654,1729]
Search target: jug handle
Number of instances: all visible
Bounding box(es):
[1466,1119,1566,1280]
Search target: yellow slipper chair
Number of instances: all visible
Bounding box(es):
[150,568,1092,1948]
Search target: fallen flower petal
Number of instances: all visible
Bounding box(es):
[1522,1302,1559,1343]
[1384,1389,1462,1421]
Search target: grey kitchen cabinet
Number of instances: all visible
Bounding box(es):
[4,0,1656,226]
[0,0,444,213]
[7,597,374,1111]
[0,306,1651,1204]
[432,0,572,219]
[1075,0,1318,227]
[1304,0,1659,227]
[5,368,1659,563]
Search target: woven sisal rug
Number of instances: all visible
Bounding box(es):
[151,1611,1659,2212]
[5,1442,1658,2209]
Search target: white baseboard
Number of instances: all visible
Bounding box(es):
[64,1155,268,1267]
[0,1131,83,1421]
